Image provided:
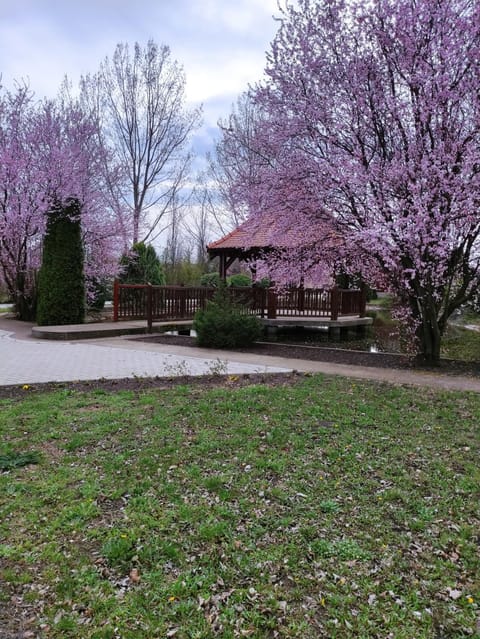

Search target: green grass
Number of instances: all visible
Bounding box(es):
[0,376,479,638]
[442,323,480,361]
[0,449,41,471]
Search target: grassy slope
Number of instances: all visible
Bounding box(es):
[0,376,479,638]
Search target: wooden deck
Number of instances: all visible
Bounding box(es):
[113,282,368,331]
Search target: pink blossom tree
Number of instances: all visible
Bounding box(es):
[237,0,480,362]
[0,85,46,319]
[0,84,124,320]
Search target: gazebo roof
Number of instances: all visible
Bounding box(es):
[207,212,343,281]
[207,215,299,258]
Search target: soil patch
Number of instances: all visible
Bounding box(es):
[0,372,300,401]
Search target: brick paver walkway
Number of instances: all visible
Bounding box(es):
[1,316,480,392]
[0,328,290,385]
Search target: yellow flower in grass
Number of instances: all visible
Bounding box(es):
[467,596,474,604]
[22,384,30,390]
[168,596,176,602]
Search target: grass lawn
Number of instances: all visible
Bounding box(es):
[442,324,480,362]
[0,375,479,638]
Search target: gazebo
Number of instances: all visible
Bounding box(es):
[111,215,370,337]
[205,216,370,333]
[206,215,301,280]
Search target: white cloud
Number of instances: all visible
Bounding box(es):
[0,0,282,153]
[188,0,279,33]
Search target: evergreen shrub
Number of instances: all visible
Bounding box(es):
[37,199,85,326]
[199,272,221,287]
[227,273,252,287]
[119,242,165,285]
[193,287,263,348]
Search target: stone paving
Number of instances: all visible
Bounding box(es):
[1,316,480,392]
[0,328,290,385]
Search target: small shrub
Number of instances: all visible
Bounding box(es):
[193,288,262,349]
[254,277,272,288]
[227,273,252,287]
[199,272,221,287]
[0,286,12,304]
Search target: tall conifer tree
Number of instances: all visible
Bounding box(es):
[37,199,85,326]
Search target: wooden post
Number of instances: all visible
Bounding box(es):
[330,287,340,320]
[180,285,186,318]
[259,287,266,318]
[298,281,305,313]
[359,283,367,318]
[147,284,153,333]
[113,279,119,321]
[267,288,277,319]
[219,254,227,280]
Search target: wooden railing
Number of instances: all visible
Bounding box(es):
[113,282,366,329]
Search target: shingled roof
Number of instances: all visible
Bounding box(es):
[207,215,299,257]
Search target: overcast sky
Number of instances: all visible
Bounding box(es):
[0,0,282,154]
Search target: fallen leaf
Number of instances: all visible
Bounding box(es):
[129,568,140,583]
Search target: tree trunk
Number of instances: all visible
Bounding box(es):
[417,305,442,364]
[14,271,37,321]
[15,292,37,321]
[132,207,141,246]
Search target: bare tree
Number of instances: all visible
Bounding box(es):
[81,40,201,245]
[207,91,270,234]
[162,194,185,273]
[184,184,213,267]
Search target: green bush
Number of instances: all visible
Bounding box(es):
[0,286,12,304]
[37,199,85,326]
[193,288,263,349]
[119,242,165,285]
[164,260,204,286]
[254,277,272,288]
[199,272,222,287]
[198,272,253,288]
[227,273,252,287]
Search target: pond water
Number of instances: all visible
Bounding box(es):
[164,310,404,354]
[265,310,404,354]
